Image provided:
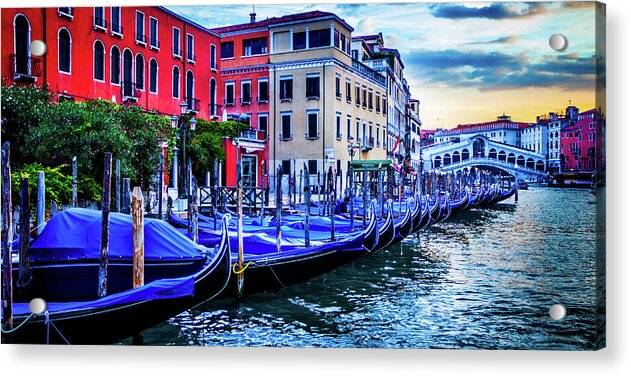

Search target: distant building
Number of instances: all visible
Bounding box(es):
[560,108,605,173]
[433,114,530,147]
[408,98,422,170]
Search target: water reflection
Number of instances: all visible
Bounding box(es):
[142,187,604,349]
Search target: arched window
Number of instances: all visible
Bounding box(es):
[13,14,31,75]
[172,66,180,98]
[135,54,144,90]
[488,148,497,159]
[110,46,120,84]
[93,41,105,81]
[461,149,470,161]
[58,28,71,73]
[185,70,194,109]
[122,49,133,96]
[498,150,506,162]
[443,153,452,166]
[516,155,525,167]
[452,151,460,164]
[209,78,217,115]
[149,59,158,94]
[433,156,442,168]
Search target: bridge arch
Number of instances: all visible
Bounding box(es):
[461,148,470,161]
[498,150,506,162]
[452,151,460,163]
[488,148,497,159]
[443,153,452,166]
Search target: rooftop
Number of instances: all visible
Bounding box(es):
[210,10,353,34]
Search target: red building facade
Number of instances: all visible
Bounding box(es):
[211,17,271,188]
[560,109,605,173]
[2,6,221,120]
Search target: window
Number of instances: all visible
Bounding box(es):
[13,15,31,77]
[376,126,381,146]
[334,29,340,48]
[172,66,180,98]
[209,78,217,115]
[306,75,320,99]
[383,129,386,149]
[281,160,291,175]
[135,54,144,90]
[292,32,306,50]
[368,91,373,110]
[346,81,352,102]
[308,29,330,48]
[221,41,234,59]
[335,76,342,98]
[110,46,120,84]
[258,114,268,137]
[306,111,319,139]
[149,18,159,49]
[135,11,145,44]
[352,49,359,60]
[172,28,181,57]
[241,81,251,104]
[111,7,122,35]
[382,98,387,116]
[362,88,367,107]
[149,59,158,93]
[281,112,292,140]
[225,82,235,105]
[210,44,217,70]
[93,41,105,81]
[341,34,348,54]
[58,7,73,18]
[186,34,195,61]
[308,160,318,175]
[336,113,342,139]
[355,86,360,106]
[258,79,269,102]
[347,116,352,141]
[58,28,71,73]
[362,123,366,145]
[243,37,267,56]
[356,120,360,142]
[94,7,106,29]
[280,76,292,101]
[376,94,380,113]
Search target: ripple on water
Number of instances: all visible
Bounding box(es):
[140,187,604,349]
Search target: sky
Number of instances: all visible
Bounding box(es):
[167,1,604,129]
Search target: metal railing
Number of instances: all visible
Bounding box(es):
[184,97,201,112]
[352,59,387,86]
[238,129,266,142]
[121,81,141,101]
[208,104,223,117]
[10,54,41,80]
[135,33,146,44]
[111,23,123,35]
[149,37,160,49]
[94,17,107,30]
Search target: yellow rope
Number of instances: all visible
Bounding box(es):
[232,261,252,275]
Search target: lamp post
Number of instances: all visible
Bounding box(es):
[171,102,197,198]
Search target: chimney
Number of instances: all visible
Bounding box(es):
[250,12,256,23]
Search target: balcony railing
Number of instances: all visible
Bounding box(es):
[122,81,141,102]
[149,37,160,49]
[208,104,223,117]
[135,33,146,44]
[184,97,201,113]
[10,54,41,81]
[238,128,266,142]
[361,137,375,151]
[240,96,252,105]
[111,23,123,36]
[224,98,235,107]
[58,8,73,18]
[352,59,386,86]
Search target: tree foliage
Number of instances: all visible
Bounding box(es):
[188,119,247,177]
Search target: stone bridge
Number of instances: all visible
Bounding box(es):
[422,135,549,181]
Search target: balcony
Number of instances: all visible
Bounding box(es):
[122,81,141,102]
[352,59,386,86]
[10,54,41,82]
[362,137,375,152]
[184,97,200,113]
[240,96,252,106]
[208,104,223,118]
[238,128,266,143]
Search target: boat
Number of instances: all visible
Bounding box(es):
[2,210,231,344]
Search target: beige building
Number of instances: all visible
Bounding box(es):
[267,12,388,190]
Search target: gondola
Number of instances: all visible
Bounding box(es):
[372,201,396,251]
[223,203,378,296]
[2,213,232,345]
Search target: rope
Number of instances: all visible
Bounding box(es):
[0,313,34,334]
[231,261,252,275]
[268,266,286,288]
[45,311,71,345]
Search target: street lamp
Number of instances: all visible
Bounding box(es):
[346,136,361,161]
[171,110,197,198]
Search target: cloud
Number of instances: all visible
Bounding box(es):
[429,3,548,20]
[404,49,602,91]
[467,35,520,45]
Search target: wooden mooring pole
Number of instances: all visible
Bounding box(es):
[122,178,131,214]
[236,157,244,297]
[191,177,199,244]
[275,166,282,254]
[18,178,31,288]
[158,153,164,219]
[98,152,113,298]
[115,159,121,212]
[72,156,78,207]
[131,187,145,288]
[36,171,45,235]
[1,143,14,329]
[303,165,311,248]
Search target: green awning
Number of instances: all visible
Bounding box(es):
[350,159,392,171]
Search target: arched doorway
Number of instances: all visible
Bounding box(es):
[472,137,485,158]
[14,15,30,75]
[123,49,133,96]
[209,78,217,115]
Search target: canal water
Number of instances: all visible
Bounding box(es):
[141,186,605,349]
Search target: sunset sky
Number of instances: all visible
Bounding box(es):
[168,1,604,129]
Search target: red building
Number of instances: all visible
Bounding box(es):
[560,108,605,173]
[210,13,270,188]
[2,6,221,120]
